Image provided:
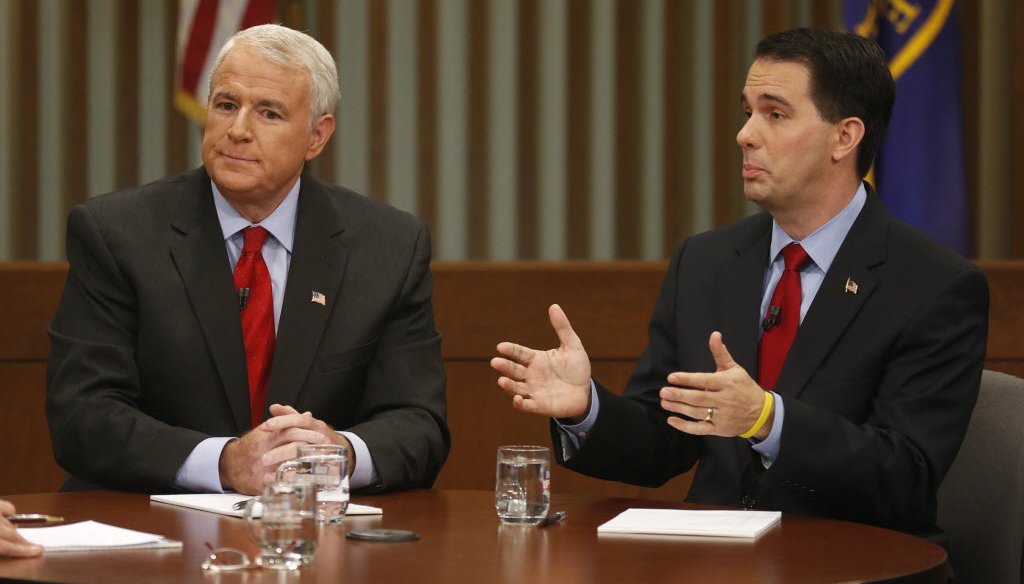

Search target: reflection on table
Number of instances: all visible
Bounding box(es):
[0,489,946,584]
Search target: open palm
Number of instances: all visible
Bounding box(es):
[491,304,592,419]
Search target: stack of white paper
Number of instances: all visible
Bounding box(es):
[18,520,181,552]
[150,493,382,518]
[597,508,781,539]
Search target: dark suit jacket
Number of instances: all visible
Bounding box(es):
[46,167,449,493]
[555,190,989,542]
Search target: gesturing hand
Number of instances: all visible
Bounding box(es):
[490,304,593,420]
[659,332,772,438]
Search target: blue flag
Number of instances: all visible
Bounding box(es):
[845,0,969,255]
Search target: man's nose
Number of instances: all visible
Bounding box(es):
[226,109,252,141]
[736,117,758,150]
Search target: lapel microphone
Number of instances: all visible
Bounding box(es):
[763,305,781,331]
[238,288,250,310]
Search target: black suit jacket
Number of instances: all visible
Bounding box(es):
[555,191,988,541]
[46,168,449,493]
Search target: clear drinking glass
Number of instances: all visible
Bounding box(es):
[242,480,318,570]
[277,444,350,524]
[495,445,551,525]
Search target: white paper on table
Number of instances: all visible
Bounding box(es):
[150,493,382,518]
[597,508,781,539]
[18,520,181,552]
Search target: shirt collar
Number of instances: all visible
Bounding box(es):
[768,182,867,274]
[212,179,300,253]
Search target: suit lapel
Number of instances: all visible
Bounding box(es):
[716,216,773,374]
[265,177,348,411]
[169,168,251,433]
[781,193,888,398]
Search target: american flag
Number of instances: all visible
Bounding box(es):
[311,291,327,306]
[174,0,275,123]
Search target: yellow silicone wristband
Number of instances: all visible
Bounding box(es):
[739,392,774,439]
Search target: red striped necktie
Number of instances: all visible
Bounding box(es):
[233,226,275,428]
[757,243,810,391]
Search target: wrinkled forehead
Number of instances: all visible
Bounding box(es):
[211,46,310,95]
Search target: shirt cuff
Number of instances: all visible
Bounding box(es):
[339,431,379,489]
[750,392,784,468]
[175,436,235,493]
[553,381,600,456]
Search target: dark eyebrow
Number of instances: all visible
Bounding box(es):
[757,92,792,107]
[739,92,793,108]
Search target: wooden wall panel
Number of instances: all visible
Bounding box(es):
[0,264,67,359]
[1,261,1020,496]
[1013,0,1024,258]
[3,0,1022,262]
[11,0,39,260]
[432,262,665,360]
[436,360,692,501]
[0,265,68,493]
[976,260,1024,378]
[0,365,65,494]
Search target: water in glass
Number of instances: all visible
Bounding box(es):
[259,510,317,569]
[495,447,550,524]
[303,454,349,522]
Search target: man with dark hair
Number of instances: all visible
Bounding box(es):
[754,28,894,178]
[492,28,988,543]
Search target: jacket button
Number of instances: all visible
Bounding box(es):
[741,495,756,508]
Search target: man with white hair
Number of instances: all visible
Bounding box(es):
[47,24,449,495]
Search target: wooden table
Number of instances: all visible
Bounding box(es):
[0,489,946,583]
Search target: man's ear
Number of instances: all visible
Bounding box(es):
[305,114,336,161]
[832,117,865,165]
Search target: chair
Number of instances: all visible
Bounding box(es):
[937,369,1024,584]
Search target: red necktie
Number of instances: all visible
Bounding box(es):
[233,226,275,428]
[758,243,810,391]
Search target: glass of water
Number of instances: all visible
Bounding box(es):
[242,480,318,569]
[277,444,349,524]
[495,445,550,525]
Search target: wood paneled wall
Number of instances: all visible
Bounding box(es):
[0,264,67,495]
[1,261,1021,496]
[1,0,1023,262]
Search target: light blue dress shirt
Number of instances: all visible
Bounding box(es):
[559,184,868,469]
[175,178,379,492]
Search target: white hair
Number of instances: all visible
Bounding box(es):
[208,24,340,126]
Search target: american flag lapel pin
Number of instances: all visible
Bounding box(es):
[844,278,859,295]
[311,291,327,306]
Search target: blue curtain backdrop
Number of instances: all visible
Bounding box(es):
[845,0,969,255]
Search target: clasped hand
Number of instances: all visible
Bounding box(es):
[219,404,353,494]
